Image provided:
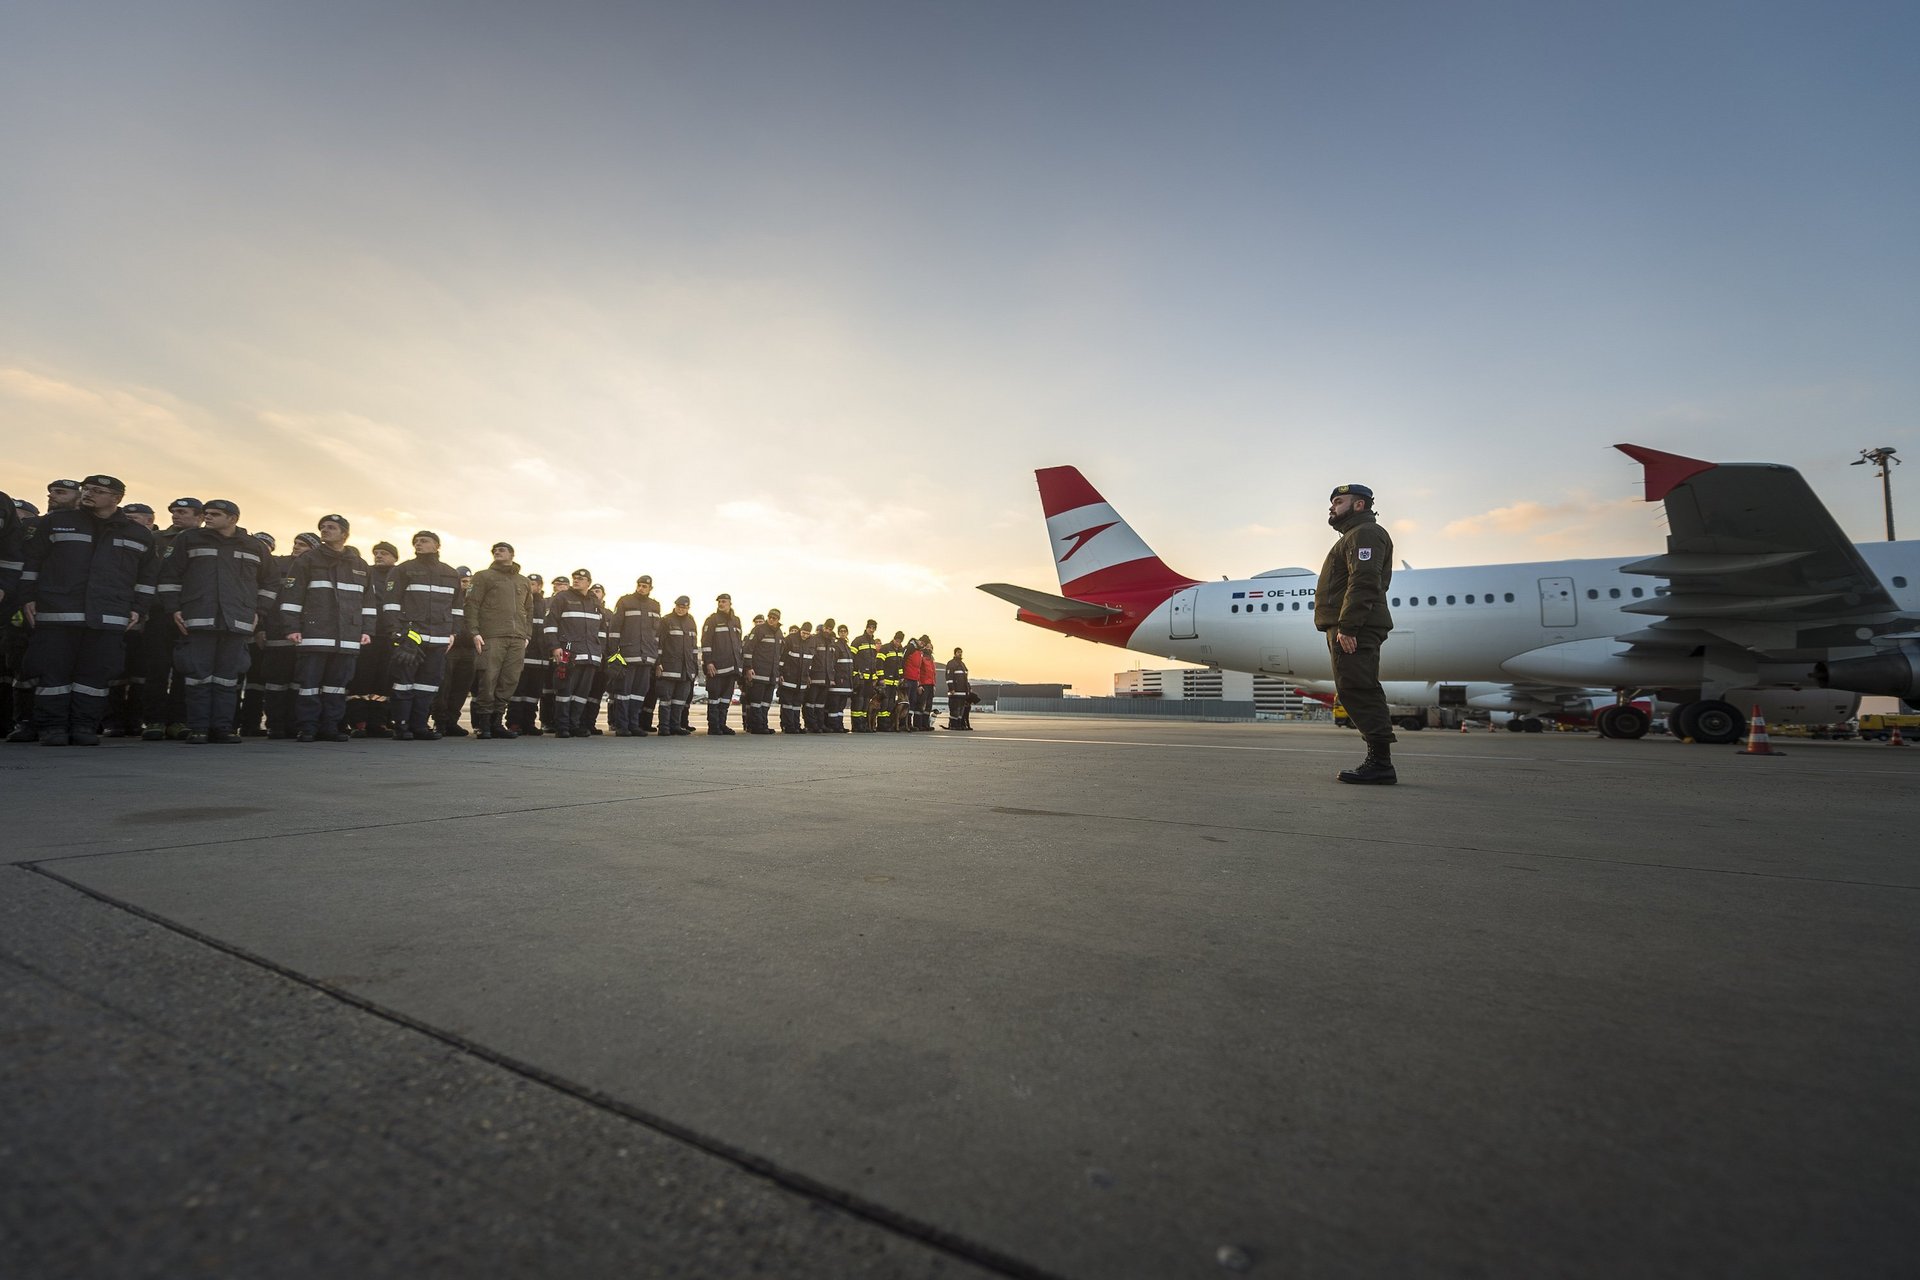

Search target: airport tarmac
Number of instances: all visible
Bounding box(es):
[3,717,1916,1279]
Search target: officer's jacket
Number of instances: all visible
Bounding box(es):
[365,563,397,638]
[0,493,25,601]
[466,563,535,639]
[850,634,878,680]
[745,621,782,680]
[904,647,926,686]
[543,588,606,663]
[612,592,661,661]
[701,611,744,674]
[947,658,970,695]
[808,632,833,686]
[521,596,551,667]
[879,643,905,685]
[780,632,807,687]
[18,507,160,628]
[917,647,937,686]
[1314,511,1395,635]
[385,553,466,645]
[282,543,376,650]
[261,554,302,646]
[830,637,854,692]
[657,612,700,679]
[158,527,277,634]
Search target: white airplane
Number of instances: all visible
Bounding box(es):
[979,445,1920,744]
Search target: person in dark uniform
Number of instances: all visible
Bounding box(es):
[386,531,466,741]
[282,515,375,742]
[827,623,854,732]
[742,607,782,734]
[510,574,547,735]
[259,531,317,737]
[16,475,160,746]
[542,568,603,739]
[235,530,276,735]
[579,582,612,735]
[1317,483,1397,784]
[138,496,206,739]
[655,595,699,735]
[350,540,401,737]
[156,500,276,743]
[877,631,907,732]
[848,620,879,732]
[0,495,36,741]
[607,574,660,736]
[467,542,535,740]
[944,646,972,729]
[701,593,744,735]
[104,502,156,737]
[803,619,830,733]
[541,568,572,732]
[778,622,808,733]
[433,565,479,736]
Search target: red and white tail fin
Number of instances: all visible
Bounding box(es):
[1036,466,1196,599]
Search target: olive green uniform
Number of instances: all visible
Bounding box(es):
[1315,510,1396,745]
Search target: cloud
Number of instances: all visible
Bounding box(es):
[1442,493,1650,550]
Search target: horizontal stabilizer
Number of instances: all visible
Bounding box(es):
[977,583,1126,621]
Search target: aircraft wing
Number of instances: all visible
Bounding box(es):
[1613,444,1913,653]
[977,582,1126,622]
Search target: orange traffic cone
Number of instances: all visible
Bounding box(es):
[1736,705,1783,756]
[1891,724,1907,747]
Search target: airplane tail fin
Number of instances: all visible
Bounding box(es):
[1035,466,1196,598]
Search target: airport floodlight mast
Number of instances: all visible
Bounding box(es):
[1850,446,1900,541]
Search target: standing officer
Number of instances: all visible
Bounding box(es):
[877,631,906,732]
[282,515,375,742]
[701,593,744,735]
[778,622,808,733]
[607,574,660,736]
[655,595,699,735]
[156,500,276,743]
[742,607,782,733]
[804,619,831,733]
[467,541,534,739]
[44,479,81,514]
[433,565,479,736]
[914,636,938,730]
[350,540,401,738]
[16,475,159,746]
[104,502,156,737]
[826,623,854,732]
[902,638,927,731]
[260,531,318,738]
[543,568,603,739]
[945,647,972,729]
[385,531,465,741]
[510,573,548,735]
[1317,483,1397,784]
[136,496,207,739]
[1,495,37,741]
[848,620,879,732]
[235,530,276,736]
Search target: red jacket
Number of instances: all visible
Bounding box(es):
[912,647,935,686]
[904,648,925,684]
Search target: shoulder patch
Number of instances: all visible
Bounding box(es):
[1357,547,1373,561]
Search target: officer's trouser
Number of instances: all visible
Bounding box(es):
[745,676,773,732]
[605,658,652,733]
[653,670,692,732]
[176,632,253,733]
[3,624,33,732]
[876,682,898,731]
[137,622,185,727]
[1328,628,1396,747]
[826,685,850,731]
[706,671,737,732]
[947,693,969,728]
[778,677,802,732]
[474,635,526,718]
[28,626,127,735]
[391,642,450,732]
[107,630,142,730]
[261,643,297,735]
[239,639,267,731]
[554,660,599,733]
[803,681,826,732]
[295,650,359,734]
[511,655,548,732]
[435,643,477,727]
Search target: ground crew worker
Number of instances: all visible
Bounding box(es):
[701,593,744,735]
[509,573,548,735]
[877,631,906,732]
[848,620,878,732]
[136,496,206,739]
[282,514,375,742]
[742,607,782,734]
[433,565,479,735]
[579,583,612,735]
[258,531,317,737]
[1317,482,1398,785]
[945,646,972,729]
[778,622,808,733]
[385,531,465,741]
[827,623,854,732]
[467,542,533,739]
[104,502,157,737]
[542,568,572,732]
[804,619,831,733]
[350,540,401,737]
[543,568,603,738]
[606,574,659,736]
[235,530,276,735]
[655,595,699,735]
[16,475,159,746]
[156,499,275,743]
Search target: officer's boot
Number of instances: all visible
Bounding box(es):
[1337,740,1397,785]
[474,705,494,739]
[493,709,518,740]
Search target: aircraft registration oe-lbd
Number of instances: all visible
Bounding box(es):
[979,446,1920,745]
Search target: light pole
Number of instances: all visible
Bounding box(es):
[1851,446,1900,541]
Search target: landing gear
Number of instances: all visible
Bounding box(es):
[1506,716,1545,733]
[1595,705,1651,739]
[1672,699,1745,745]
[1397,716,1426,731]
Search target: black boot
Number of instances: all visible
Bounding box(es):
[1337,742,1398,785]
[493,710,518,739]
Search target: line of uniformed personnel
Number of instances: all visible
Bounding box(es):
[0,479,975,746]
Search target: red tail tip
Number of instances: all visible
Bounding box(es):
[1615,443,1716,502]
[1036,466,1105,518]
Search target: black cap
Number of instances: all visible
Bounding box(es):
[455,565,471,576]
[121,502,153,515]
[13,498,40,516]
[636,573,652,584]
[256,531,277,548]
[673,594,691,606]
[1329,483,1374,502]
[371,540,399,558]
[491,541,513,554]
[204,499,240,517]
[80,474,126,494]
[293,531,321,548]
[413,529,440,544]
[169,496,204,511]
[48,479,80,491]
[318,514,349,533]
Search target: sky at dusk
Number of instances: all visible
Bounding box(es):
[5,1,1915,692]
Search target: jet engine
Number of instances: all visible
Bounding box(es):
[1814,649,1920,701]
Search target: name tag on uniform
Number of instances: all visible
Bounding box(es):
[1357,547,1373,560]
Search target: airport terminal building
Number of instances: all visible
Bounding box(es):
[1114,667,1311,719]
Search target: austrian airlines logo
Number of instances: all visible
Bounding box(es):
[1057,520,1118,563]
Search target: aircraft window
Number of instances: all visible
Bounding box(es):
[1392,597,1400,606]
[1427,596,1437,606]
[1231,604,1239,613]
[1407,596,1418,607]
[1609,588,1621,598]
[1586,588,1599,599]
[1896,576,1909,588]
[1294,601,1301,610]
[1503,592,1514,602]
[1465,594,1475,603]
[1261,603,1270,612]
[1446,595,1456,605]
[1631,587,1644,597]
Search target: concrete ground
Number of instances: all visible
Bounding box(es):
[2,716,1915,1279]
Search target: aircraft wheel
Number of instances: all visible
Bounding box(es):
[1594,706,1621,738]
[1506,719,1525,733]
[1670,700,1701,741]
[1398,716,1425,731]
[1522,717,1545,734]
[1688,699,1746,745]
[1610,706,1651,739]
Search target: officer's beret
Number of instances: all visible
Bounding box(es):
[169,496,203,511]
[674,594,691,606]
[294,531,322,548]
[637,573,653,584]
[81,475,126,494]
[571,567,591,579]
[318,513,349,533]
[48,478,81,490]
[256,532,277,549]
[14,498,40,515]
[204,499,240,517]
[1329,483,1375,502]
[491,541,513,554]
[122,502,154,515]
[455,565,471,576]
[371,541,398,558]
[413,529,440,544]
[716,592,731,601]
